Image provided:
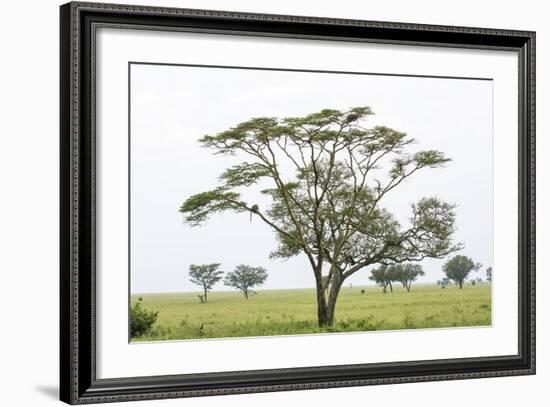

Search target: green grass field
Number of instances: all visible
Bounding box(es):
[131,284,491,342]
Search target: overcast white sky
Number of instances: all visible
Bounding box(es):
[130,63,493,294]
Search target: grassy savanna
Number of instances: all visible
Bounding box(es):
[179,106,463,328]
[130,284,491,342]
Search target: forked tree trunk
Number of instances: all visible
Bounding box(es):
[315,269,344,328]
[314,272,329,327]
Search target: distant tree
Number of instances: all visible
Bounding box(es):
[393,263,425,292]
[224,265,268,299]
[188,263,224,303]
[486,266,492,283]
[443,255,481,289]
[370,263,424,292]
[369,265,395,293]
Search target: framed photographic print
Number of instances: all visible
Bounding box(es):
[60,1,535,404]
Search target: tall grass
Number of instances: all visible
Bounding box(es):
[131,284,491,342]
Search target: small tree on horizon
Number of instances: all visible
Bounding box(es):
[369,265,395,293]
[188,263,224,303]
[442,255,481,289]
[393,263,425,291]
[369,263,424,292]
[486,266,492,283]
[224,265,268,299]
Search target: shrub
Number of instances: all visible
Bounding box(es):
[130,298,159,338]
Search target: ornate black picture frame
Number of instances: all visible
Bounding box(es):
[60,1,535,404]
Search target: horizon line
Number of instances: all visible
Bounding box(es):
[132,281,491,296]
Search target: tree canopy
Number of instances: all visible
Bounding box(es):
[180,106,462,326]
[369,263,424,292]
[188,263,224,302]
[442,255,481,289]
[392,263,425,291]
[224,265,268,299]
[369,264,396,293]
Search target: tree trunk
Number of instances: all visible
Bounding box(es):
[244,289,249,299]
[313,264,347,328]
[406,281,411,292]
[389,282,393,292]
[203,286,208,303]
[459,281,463,289]
[314,272,329,327]
[325,273,344,327]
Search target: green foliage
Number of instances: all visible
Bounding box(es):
[443,255,482,289]
[392,263,425,291]
[188,263,224,302]
[130,298,159,338]
[181,106,460,267]
[179,189,243,226]
[130,285,491,341]
[369,263,424,292]
[369,265,395,293]
[224,265,268,299]
[219,162,271,187]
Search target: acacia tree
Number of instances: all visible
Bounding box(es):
[393,263,425,292]
[369,264,395,293]
[442,255,481,289]
[188,263,223,303]
[369,263,424,292]
[224,265,268,299]
[180,106,462,327]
